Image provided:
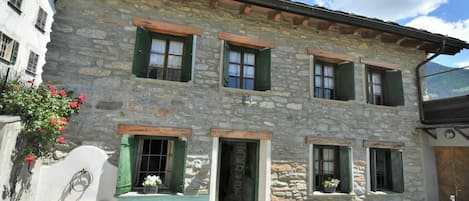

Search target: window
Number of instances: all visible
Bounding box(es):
[26,51,39,75]
[8,0,22,14]
[35,8,48,32]
[314,61,336,99]
[366,66,404,106]
[132,27,193,82]
[223,42,271,91]
[313,59,355,100]
[370,148,404,193]
[0,32,19,65]
[312,145,351,193]
[116,135,187,194]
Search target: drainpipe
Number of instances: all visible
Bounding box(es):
[416,39,446,124]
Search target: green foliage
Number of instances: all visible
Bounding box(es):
[0,80,85,162]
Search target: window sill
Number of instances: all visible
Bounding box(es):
[362,103,400,110]
[367,191,403,196]
[220,86,271,97]
[35,25,46,34]
[310,97,354,106]
[118,192,209,201]
[309,191,354,197]
[130,75,192,88]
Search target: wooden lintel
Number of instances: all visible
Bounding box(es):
[218,32,275,49]
[307,48,353,61]
[293,17,309,26]
[422,128,438,139]
[363,140,405,149]
[360,57,400,70]
[133,17,202,36]
[239,4,252,15]
[306,136,354,146]
[210,128,273,140]
[454,128,469,140]
[268,11,282,21]
[117,124,192,138]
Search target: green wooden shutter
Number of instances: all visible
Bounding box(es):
[222,41,230,87]
[171,139,187,193]
[181,35,193,82]
[312,146,317,191]
[339,146,352,193]
[384,70,404,106]
[370,149,377,192]
[255,48,271,91]
[391,150,404,193]
[116,135,136,194]
[10,41,19,65]
[336,62,355,101]
[132,27,151,78]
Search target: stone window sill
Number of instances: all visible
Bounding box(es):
[130,75,193,88]
[362,103,400,111]
[118,192,209,201]
[310,191,354,197]
[367,191,403,196]
[310,97,354,106]
[220,86,271,97]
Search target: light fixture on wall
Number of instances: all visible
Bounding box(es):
[444,129,456,139]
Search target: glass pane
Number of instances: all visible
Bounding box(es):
[315,76,322,87]
[373,84,382,95]
[243,79,254,90]
[143,140,150,153]
[161,156,167,170]
[149,53,164,67]
[168,55,182,69]
[149,156,160,171]
[315,65,322,75]
[315,88,322,98]
[324,162,334,174]
[325,78,334,89]
[169,41,183,55]
[150,140,162,154]
[161,141,168,154]
[325,89,332,99]
[372,73,381,84]
[140,156,149,171]
[325,66,334,76]
[229,64,240,76]
[244,53,255,65]
[166,69,181,81]
[228,77,239,88]
[323,149,334,160]
[244,66,254,78]
[373,95,382,104]
[151,39,166,53]
[229,51,241,63]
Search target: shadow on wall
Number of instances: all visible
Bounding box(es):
[35,146,117,201]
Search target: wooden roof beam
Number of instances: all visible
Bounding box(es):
[268,11,282,21]
[239,4,252,15]
[337,24,358,34]
[293,16,309,26]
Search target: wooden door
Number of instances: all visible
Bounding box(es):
[435,147,469,201]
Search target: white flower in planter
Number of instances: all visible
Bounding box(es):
[142,175,162,187]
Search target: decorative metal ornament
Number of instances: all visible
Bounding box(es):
[444,129,456,139]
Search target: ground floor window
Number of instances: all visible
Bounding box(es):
[312,145,351,193]
[369,148,404,193]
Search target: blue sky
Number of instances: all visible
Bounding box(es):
[297,0,469,67]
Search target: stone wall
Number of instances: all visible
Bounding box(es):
[44,0,426,200]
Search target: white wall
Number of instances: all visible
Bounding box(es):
[0,0,55,85]
[0,116,22,201]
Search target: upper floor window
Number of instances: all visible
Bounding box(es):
[370,148,404,193]
[132,28,193,82]
[366,65,404,106]
[35,8,48,33]
[309,48,355,101]
[8,0,22,14]
[219,32,273,92]
[26,51,39,75]
[0,32,19,65]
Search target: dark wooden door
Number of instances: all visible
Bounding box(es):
[435,147,469,201]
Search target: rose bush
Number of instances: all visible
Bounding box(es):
[0,79,85,163]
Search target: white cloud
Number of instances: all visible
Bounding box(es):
[406,16,469,42]
[298,0,447,21]
[456,60,469,67]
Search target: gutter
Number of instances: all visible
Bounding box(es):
[416,39,446,124]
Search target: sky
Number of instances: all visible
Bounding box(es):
[296,0,469,67]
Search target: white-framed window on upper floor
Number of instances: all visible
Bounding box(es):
[7,0,22,14]
[132,17,201,83]
[35,7,48,33]
[0,32,19,65]
[26,51,39,75]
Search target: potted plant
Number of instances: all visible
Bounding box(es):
[142,175,162,194]
[323,178,340,193]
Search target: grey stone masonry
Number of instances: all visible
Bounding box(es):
[44,0,426,200]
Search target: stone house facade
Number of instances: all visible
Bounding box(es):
[42,0,468,201]
[0,0,55,85]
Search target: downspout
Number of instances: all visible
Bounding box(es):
[416,39,446,124]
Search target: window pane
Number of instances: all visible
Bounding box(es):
[150,140,162,154]
[149,53,164,67]
[243,78,254,90]
[325,89,333,99]
[244,53,255,65]
[373,95,382,105]
[166,68,181,81]
[148,67,164,79]
[229,51,241,63]
[151,39,166,53]
[315,65,322,75]
[324,162,334,174]
[229,64,240,76]
[315,76,322,87]
[167,55,182,69]
[315,88,323,98]
[149,156,160,171]
[228,77,239,88]
[169,41,183,55]
[373,84,382,95]
[325,78,334,89]
[244,66,254,78]
[372,73,381,84]
[325,66,334,76]
[140,156,149,171]
[323,149,334,160]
